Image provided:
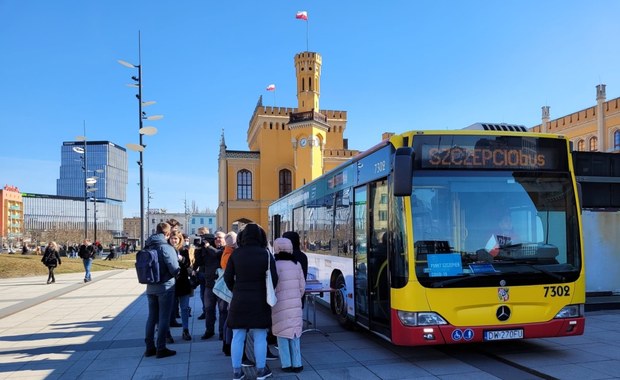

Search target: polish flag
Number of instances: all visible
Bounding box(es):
[295,11,308,20]
[266,84,276,91]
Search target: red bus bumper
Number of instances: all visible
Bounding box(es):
[390,309,585,346]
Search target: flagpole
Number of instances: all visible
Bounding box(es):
[306,19,309,51]
[273,90,276,108]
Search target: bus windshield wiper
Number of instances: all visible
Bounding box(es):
[495,257,566,281]
[429,273,494,288]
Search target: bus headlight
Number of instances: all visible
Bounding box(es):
[397,310,448,326]
[554,304,584,319]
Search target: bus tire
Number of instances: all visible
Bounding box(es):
[331,273,351,328]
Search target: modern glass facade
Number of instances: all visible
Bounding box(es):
[23,193,123,235]
[57,141,128,202]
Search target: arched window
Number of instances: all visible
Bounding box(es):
[309,77,313,91]
[577,140,585,151]
[589,136,598,152]
[279,169,292,197]
[614,130,620,151]
[237,170,252,200]
[302,78,305,91]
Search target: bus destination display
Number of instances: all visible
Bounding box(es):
[415,136,567,171]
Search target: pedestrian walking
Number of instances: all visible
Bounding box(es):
[41,241,62,284]
[78,239,95,282]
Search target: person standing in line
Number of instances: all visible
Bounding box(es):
[200,230,225,340]
[220,231,237,356]
[192,226,210,320]
[282,231,308,280]
[169,230,194,341]
[224,223,278,380]
[282,231,309,307]
[271,237,305,373]
[144,222,180,359]
[42,241,62,284]
[78,239,95,282]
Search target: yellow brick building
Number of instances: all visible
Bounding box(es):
[217,51,359,231]
[532,84,620,152]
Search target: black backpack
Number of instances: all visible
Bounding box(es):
[45,252,58,266]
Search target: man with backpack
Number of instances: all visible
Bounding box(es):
[142,222,180,359]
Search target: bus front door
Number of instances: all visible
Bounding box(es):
[354,181,391,337]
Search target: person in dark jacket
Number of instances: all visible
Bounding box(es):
[169,230,193,341]
[282,231,308,280]
[224,223,278,380]
[78,239,95,282]
[198,231,224,340]
[192,226,210,319]
[42,241,61,284]
[143,222,180,359]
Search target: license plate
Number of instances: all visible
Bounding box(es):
[484,329,524,341]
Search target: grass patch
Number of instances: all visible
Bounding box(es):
[0,253,137,279]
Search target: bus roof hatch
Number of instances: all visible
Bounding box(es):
[464,123,529,132]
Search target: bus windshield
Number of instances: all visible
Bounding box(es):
[411,170,581,287]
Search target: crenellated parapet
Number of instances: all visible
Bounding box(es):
[534,98,620,132]
[323,149,359,158]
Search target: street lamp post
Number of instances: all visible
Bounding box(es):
[74,134,88,240]
[119,32,162,248]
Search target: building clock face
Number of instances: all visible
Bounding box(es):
[299,138,307,147]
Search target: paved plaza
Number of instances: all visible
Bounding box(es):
[1,269,620,380]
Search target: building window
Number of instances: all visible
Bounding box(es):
[279,169,292,197]
[200,218,204,224]
[577,140,585,151]
[615,131,620,151]
[237,169,252,200]
[589,136,598,152]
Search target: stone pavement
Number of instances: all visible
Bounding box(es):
[1,269,620,380]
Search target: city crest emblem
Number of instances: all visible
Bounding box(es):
[498,287,509,302]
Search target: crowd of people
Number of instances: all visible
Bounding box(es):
[143,220,309,380]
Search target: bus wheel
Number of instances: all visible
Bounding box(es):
[332,273,351,328]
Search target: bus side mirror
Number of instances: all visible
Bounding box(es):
[394,147,414,196]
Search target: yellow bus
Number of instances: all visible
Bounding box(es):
[268,124,585,345]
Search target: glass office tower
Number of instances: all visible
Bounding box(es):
[57,141,128,201]
[23,193,123,235]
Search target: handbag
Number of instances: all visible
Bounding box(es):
[266,250,277,307]
[213,268,232,303]
[189,274,200,289]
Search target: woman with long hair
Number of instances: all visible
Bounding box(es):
[41,241,61,284]
[169,230,194,341]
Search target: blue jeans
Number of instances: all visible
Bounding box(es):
[232,328,267,370]
[145,288,175,350]
[179,295,190,330]
[277,336,302,368]
[82,258,93,280]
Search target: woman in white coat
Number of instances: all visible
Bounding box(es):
[271,237,306,373]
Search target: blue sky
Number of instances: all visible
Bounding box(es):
[1,1,620,217]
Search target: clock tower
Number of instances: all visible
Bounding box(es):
[217,49,358,231]
[289,51,329,187]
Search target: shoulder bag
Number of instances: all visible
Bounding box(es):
[266,250,277,306]
[213,268,232,303]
